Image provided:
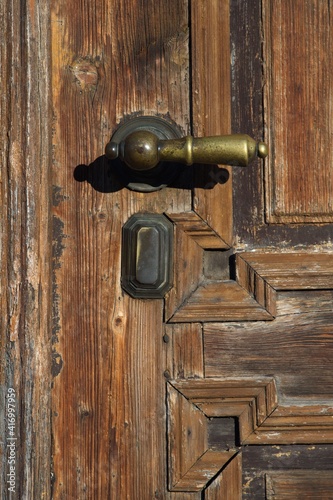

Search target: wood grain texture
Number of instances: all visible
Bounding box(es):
[205,309,333,404]
[191,0,233,247]
[51,0,191,497]
[172,450,236,493]
[168,382,238,492]
[165,235,283,323]
[8,0,332,495]
[171,495,201,500]
[277,290,333,317]
[173,378,277,443]
[231,0,333,248]
[230,0,266,247]
[242,445,333,499]
[168,281,273,323]
[168,251,333,324]
[1,0,53,497]
[165,223,204,321]
[205,453,242,500]
[164,323,204,379]
[0,3,11,490]
[249,405,333,444]
[266,470,333,499]
[171,494,201,500]
[237,254,277,316]
[238,252,333,289]
[204,288,333,444]
[243,444,333,471]
[170,378,333,446]
[167,211,228,249]
[167,383,208,491]
[263,0,333,223]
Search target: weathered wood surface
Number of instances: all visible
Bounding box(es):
[4,0,333,497]
[237,253,333,290]
[242,445,333,499]
[1,0,53,497]
[167,212,227,249]
[167,384,207,491]
[236,252,333,317]
[205,453,242,500]
[164,323,204,379]
[51,0,191,497]
[167,249,333,324]
[168,381,239,492]
[249,405,333,444]
[263,0,333,223]
[191,0,233,248]
[231,0,333,247]
[165,222,204,321]
[205,303,333,404]
[169,377,333,446]
[172,378,278,444]
[266,470,333,499]
[169,281,272,323]
[204,288,333,445]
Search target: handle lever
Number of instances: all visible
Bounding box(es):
[104,116,268,191]
[106,131,268,171]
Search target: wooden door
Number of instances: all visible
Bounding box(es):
[2,0,333,498]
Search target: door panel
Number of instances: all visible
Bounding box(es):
[232,0,333,247]
[242,446,333,499]
[2,0,333,498]
[51,1,191,497]
[1,0,52,497]
[263,0,333,224]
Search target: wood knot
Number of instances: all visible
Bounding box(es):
[114,317,123,327]
[71,57,99,90]
[78,404,93,419]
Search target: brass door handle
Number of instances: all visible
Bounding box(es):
[105,116,268,191]
[106,131,268,170]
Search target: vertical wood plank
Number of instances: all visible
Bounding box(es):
[231,0,333,248]
[263,0,333,223]
[205,453,242,500]
[1,0,53,497]
[51,0,191,497]
[165,323,204,380]
[0,2,10,490]
[191,0,233,247]
[230,0,266,247]
[110,299,167,497]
